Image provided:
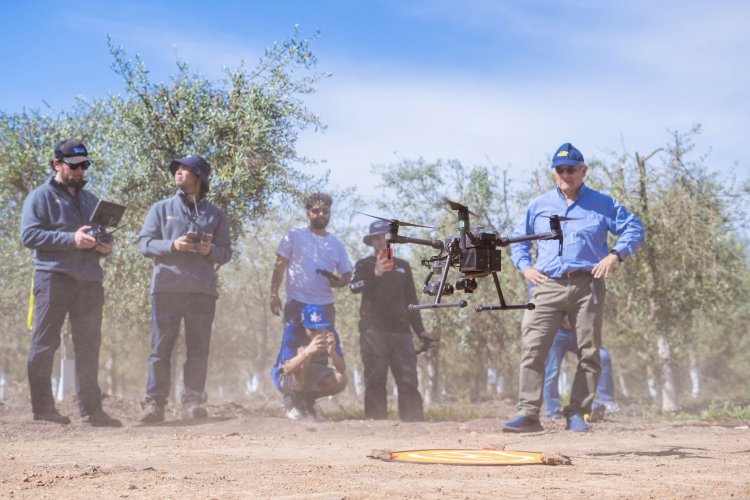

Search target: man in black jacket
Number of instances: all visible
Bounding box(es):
[350,220,432,421]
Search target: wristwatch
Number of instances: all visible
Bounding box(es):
[609,249,623,262]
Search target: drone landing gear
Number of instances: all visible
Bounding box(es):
[474,273,535,312]
[408,300,468,311]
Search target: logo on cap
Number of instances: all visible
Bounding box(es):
[301,304,330,329]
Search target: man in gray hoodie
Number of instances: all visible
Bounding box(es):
[20,138,121,427]
[138,154,232,422]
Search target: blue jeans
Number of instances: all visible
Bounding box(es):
[543,329,614,417]
[146,293,216,406]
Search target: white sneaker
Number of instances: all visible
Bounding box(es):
[285,406,307,421]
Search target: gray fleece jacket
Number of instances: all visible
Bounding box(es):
[138,192,232,297]
[20,177,105,282]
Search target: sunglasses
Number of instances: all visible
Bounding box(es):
[555,166,580,175]
[309,207,330,215]
[64,160,90,171]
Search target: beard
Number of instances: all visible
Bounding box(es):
[311,217,330,230]
[60,172,85,190]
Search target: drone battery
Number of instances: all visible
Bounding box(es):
[460,247,502,274]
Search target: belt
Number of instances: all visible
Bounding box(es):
[557,270,591,279]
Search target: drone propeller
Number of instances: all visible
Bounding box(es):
[540,214,579,221]
[358,212,435,229]
[442,197,478,216]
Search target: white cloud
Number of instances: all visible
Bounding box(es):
[297,65,749,195]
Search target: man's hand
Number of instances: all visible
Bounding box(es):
[95,239,113,255]
[418,330,435,341]
[326,331,337,355]
[374,249,395,277]
[195,234,213,256]
[305,333,327,357]
[270,293,282,316]
[522,267,548,285]
[416,330,436,354]
[592,253,619,279]
[327,271,352,288]
[74,226,97,250]
[173,235,197,253]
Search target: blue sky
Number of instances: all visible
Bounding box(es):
[2,0,748,191]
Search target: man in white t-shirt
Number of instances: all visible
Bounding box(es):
[269,193,352,328]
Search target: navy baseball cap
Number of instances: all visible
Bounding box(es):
[551,143,584,169]
[169,154,211,192]
[301,304,331,330]
[363,220,389,246]
[54,139,90,164]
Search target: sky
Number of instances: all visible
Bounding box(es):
[2,0,749,194]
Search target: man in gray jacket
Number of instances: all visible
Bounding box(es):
[138,154,232,422]
[20,138,121,427]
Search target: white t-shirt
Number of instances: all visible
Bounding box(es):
[276,227,352,305]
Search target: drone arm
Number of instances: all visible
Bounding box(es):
[498,231,559,246]
[385,233,444,250]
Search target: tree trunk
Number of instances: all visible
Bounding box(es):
[105,351,117,398]
[657,334,678,412]
[688,348,700,399]
[423,344,440,406]
[636,149,679,412]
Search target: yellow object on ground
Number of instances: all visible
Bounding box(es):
[370,448,544,465]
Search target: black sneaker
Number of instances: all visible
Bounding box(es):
[85,410,122,427]
[33,411,71,425]
[139,401,165,423]
[181,404,208,420]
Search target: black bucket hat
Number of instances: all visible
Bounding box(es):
[363,220,390,246]
[169,154,211,192]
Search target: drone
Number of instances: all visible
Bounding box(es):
[362,199,571,313]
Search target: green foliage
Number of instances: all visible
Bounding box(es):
[700,402,750,420]
[0,28,328,394]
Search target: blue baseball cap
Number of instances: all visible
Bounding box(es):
[301,304,330,330]
[551,143,584,169]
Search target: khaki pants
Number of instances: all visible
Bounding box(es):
[516,273,606,418]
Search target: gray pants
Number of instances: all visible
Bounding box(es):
[516,273,606,418]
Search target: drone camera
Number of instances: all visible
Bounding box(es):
[455,278,478,293]
[423,281,454,297]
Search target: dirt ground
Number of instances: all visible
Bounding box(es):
[1,392,749,499]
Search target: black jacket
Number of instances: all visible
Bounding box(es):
[350,255,425,334]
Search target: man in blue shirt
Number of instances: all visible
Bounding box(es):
[503,143,644,433]
[20,139,121,427]
[137,154,232,423]
[271,304,347,421]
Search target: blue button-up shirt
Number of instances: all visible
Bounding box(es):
[510,184,644,278]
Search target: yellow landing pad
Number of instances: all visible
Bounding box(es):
[370,448,545,466]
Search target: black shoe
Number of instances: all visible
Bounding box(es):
[34,411,71,425]
[139,401,165,423]
[85,410,122,427]
[181,404,208,420]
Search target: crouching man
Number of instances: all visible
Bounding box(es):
[271,304,347,421]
